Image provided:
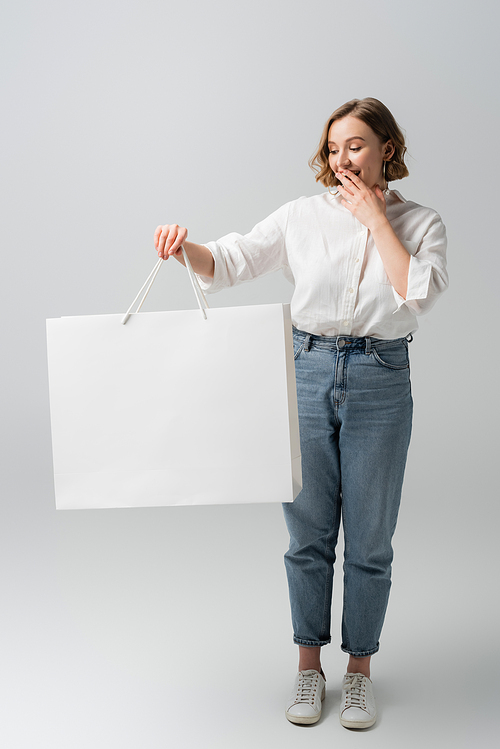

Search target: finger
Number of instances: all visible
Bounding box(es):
[338,169,362,188]
[154,225,163,250]
[340,198,353,212]
[168,227,187,256]
[156,225,171,256]
[165,225,179,258]
[373,184,386,202]
[161,224,179,258]
[338,189,353,206]
[336,179,354,197]
[157,225,173,258]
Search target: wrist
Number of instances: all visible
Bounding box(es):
[369,215,392,236]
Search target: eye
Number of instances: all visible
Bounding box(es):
[328,150,338,155]
[350,147,361,152]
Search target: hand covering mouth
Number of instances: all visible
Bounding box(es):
[339,170,360,182]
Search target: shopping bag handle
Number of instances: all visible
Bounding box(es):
[121,247,210,325]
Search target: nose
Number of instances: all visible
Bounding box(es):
[335,149,351,172]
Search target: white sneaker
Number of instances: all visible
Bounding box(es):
[285,669,326,725]
[339,672,377,729]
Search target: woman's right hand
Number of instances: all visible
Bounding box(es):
[154,224,188,260]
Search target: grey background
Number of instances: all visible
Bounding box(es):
[1,1,498,747]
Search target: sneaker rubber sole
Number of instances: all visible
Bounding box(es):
[339,713,377,729]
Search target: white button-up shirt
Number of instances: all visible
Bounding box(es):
[198,188,448,339]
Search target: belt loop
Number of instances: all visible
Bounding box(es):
[304,334,312,352]
[406,333,414,343]
[365,337,372,355]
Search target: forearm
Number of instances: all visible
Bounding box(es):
[174,241,215,278]
[370,219,410,299]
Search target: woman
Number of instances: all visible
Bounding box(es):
[154,98,448,729]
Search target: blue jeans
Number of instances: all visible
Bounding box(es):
[283,328,413,657]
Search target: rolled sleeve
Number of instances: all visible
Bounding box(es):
[195,242,225,293]
[393,212,448,315]
[194,203,291,294]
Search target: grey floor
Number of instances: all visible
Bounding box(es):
[1,461,495,749]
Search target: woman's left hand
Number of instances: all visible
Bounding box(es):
[336,170,388,231]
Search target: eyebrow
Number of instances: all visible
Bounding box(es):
[327,137,366,146]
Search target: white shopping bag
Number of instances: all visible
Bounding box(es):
[46,251,301,509]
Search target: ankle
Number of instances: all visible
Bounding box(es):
[299,663,322,674]
[298,645,322,675]
[346,656,371,679]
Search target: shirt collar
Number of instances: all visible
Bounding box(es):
[387,188,406,203]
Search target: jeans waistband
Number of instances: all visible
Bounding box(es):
[292,326,412,354]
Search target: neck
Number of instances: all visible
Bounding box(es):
[371,178,388,191]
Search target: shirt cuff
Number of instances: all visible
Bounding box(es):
[194,243,221,293]
[392,254,433,312]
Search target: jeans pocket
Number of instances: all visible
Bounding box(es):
[293,340,305,360]
[371,341,409,370]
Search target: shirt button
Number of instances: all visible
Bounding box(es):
[343,320,349,326]
[355,258,360,263]
[349,288,354,294]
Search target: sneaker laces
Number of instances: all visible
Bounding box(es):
[343,673,367,709]
[292,671,321,706]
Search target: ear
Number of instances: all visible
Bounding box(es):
[384,140,395,160]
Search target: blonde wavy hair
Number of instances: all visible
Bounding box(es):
[309,97,409,188]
